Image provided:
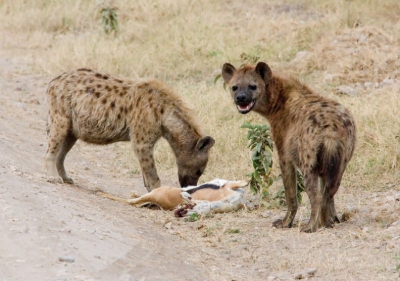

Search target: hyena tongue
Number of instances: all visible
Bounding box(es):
[238,103,251,111]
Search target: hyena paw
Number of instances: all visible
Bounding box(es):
[62,177,74,184]
[333,215,341,224]
[272,218,293,228]
[47,176,64,184]
[323,216,340,228]
[324,221,334,229]
[300,222,319,233]
[272,219,285,228]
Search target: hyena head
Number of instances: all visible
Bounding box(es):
[176,136,215,187]
[221,62,272,114]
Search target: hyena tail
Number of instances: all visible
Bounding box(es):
[44,87,53,136]
[46,116,50,135]
[318,139,346,196]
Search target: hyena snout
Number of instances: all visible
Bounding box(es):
[235,92,252,104]
[179,174,200,188]
[234,91,255,114]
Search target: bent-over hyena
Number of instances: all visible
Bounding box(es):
[222,62,356,232]
[45,68,215,191]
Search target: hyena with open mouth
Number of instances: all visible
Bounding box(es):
[221,62,356,232]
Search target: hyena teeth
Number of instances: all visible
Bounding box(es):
[237,101,254,112]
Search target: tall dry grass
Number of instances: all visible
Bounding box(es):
[1,0,399,190]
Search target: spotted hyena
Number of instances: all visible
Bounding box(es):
[45,68,215,191]
[221,62,356,232]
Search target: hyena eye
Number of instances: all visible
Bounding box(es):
[249,85,257,90]
[232,85,238,91]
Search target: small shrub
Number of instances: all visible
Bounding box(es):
[185,213,200,222]
[225,228,240,234]
[395,252,400,277]
[202,227,214,237]
[241,122,274,198]
[274,170,305,205]
[239,52,260,66]
[242,122,305,203]
[100,6,119,35]
[214,51,260,88]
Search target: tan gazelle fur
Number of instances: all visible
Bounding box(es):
[96,179,249,212]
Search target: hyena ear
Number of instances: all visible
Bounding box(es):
[221,63,236,84]
[196,136,215,152]
[255,62,272,83]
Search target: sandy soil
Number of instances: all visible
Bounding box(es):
[0,47,400,281]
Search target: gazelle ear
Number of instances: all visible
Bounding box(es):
[255,62,272,83]
[196,136,215,152]
[223,180,248,190]
[221,63,237,84]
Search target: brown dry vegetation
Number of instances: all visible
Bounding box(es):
[0,0,400,280]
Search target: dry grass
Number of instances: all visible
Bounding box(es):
[1,0,400,190]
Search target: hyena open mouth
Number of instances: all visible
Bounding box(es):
[236,100,255,114]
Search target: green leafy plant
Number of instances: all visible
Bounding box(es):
[225,228,240,234]
[395,252,400,277]
[185,213,200,222]
[241,122,274,198]
[274,170,305,205]
[239,52,260,66]
[100,6,119,35]
[242,122,305,203]
[202,227,214,237]
[295,170,305,203]
[214,52,260,88]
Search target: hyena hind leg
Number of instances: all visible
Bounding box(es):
[321,196,340,228]
[320,176,342,227]
[300,173,322,233]
[45,117,74,184]
[55,133,77,184]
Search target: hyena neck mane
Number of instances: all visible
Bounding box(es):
[161,100,205,154]
[138,81,206,154]
[256,74,315,118]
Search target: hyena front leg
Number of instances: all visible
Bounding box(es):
[132,142,161,192]
[45,115,74,184]
[301,172,322,233]
[273,161,298,228]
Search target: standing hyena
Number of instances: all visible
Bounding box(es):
[221,62,356,232]
[45,68,215,191]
